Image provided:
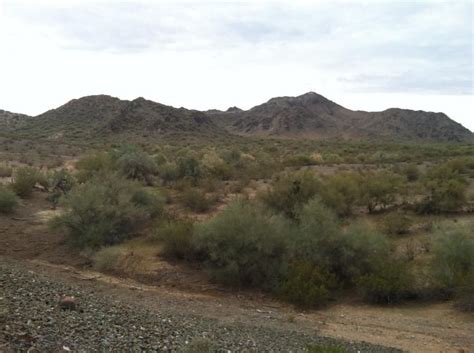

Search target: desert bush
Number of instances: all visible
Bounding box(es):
[159,162,179,183]
[194,201,289,290]
[280,262,337,308]
[358,171,403,212]
[155,220,195,260]
[261,171,321,219]
[357,260,413,304]
[319,173,360,217]
[400,163,420,182]
[93,245,125,271]
[115,149,158,184]
[52,174,164,249]
[431,226,474,291]
[0,186,18,213]
[381,211,412,236]
[177,156,201,180]
[75,152,111,182]
[181,188,212,213]
[11,167,41,197]
[418,164,468,213]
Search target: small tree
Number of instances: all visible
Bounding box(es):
[0,186,18,213]
[11,167,41,198]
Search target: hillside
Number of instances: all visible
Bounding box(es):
[0,109,31,131]
[2,93,472,142]
[209,92,473,142]
[10,95,226,141]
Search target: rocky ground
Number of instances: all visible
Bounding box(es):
[0,258,401,353]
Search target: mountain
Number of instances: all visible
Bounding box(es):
[2,92,472,142]
[0,109,31,130]
[209,92,473,142]
[12,95,226,140]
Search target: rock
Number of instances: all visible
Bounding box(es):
[59,296,76,310]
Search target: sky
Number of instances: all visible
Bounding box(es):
[0,0,473,131]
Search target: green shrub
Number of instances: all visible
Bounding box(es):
[400,164,420,182]
[11,167,41,197]
[159,162,179,183]
[319,173,360,217]
[357,260,413,304]
[76,152,111,182]
[155,220,195,260]
[431,226,474,291]
[115,149,158,184]
[280,262,337,308]
[0,186,18,213]
[261,171,321,219]
[381,211,412,236]
[418,164,468,213]
[358,171,403,212]
[194,201,289,290]
[177,156,201,180]
[52,174,164,249]
[93,245,125,271]
[181,188,212,213]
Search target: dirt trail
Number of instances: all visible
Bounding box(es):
[1,193,473,352]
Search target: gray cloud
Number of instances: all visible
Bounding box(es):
[3,1,472,95]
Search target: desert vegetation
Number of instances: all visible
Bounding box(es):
[1,139,473,313]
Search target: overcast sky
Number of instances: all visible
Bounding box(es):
[0,0,472,131]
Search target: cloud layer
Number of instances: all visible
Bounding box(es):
[0,0,472,130]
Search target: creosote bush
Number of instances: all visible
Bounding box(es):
[155,220,195,260]
[194,201,289,290]
[356,260,413,304]
[11,167,42,198]
[0,186,18,213]
[52,173,164,249]
[381,211,412,236]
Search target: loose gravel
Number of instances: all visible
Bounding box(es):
[0,261,402,352]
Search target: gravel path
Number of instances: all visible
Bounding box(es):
[0,260,402,352]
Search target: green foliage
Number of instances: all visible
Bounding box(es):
[357,260,413,304]
[93,245,125,271]
[358,171,403,212]
[307,343,346,353]
[400,163,420,182]
[177,156,201,180]
[431,226,474,290]
[159,162,179,183]
[52,174,164,249]
[181,188,213,213]
[418,163,468,213]
[0,186,18,213]
[76,152,111,182]
[194,201,289,290]
[261,171,321,218]
[155,220,195,260]
[280,262,337,308]
[11,167,41,197]
[319,173,360,217]
[115,148,158,184]
[381,211,412,236]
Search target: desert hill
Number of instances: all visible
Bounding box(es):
[2,92,472,142]
[209,92,473,142]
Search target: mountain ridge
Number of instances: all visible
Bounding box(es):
[2,92,472,142]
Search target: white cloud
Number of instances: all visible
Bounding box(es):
[0,0,472,131]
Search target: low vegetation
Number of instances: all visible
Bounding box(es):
[0,186,18,213]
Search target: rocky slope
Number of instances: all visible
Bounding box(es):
[209,92,473,142]
[10,95,226,140]
[0,258,401,352]
[2,92,472,142]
